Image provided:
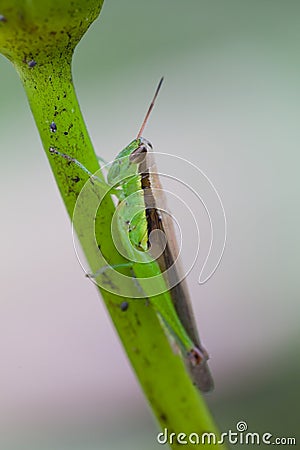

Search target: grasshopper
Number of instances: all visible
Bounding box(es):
[49,78,214,392]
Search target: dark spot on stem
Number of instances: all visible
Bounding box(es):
[50,121,57,133]
[120,301,129,312]
[64,131,68,135]
[27,60,37,68]
[134,313,141,326]
[160,413,168,423]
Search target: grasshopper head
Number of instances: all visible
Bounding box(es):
[107,138,152,186]
[129,137,152,163]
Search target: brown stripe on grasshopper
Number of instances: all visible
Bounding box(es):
[133,143,214,392]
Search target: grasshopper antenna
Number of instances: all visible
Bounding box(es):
[137,77,164,139]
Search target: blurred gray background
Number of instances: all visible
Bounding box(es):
[0,1,299,449]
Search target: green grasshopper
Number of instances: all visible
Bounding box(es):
[49,78,214,392]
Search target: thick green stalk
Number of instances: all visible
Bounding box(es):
[0,2,225,448]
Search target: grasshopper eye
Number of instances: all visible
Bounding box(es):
[129,145,148,164]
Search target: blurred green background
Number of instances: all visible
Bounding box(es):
[0,0,299,449]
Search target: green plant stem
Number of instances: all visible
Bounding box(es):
[0,3,226,448]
